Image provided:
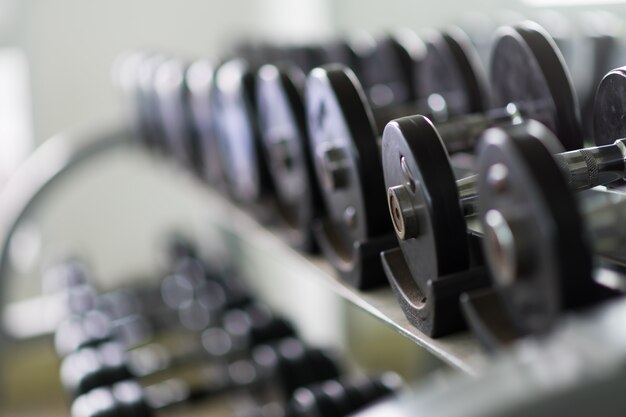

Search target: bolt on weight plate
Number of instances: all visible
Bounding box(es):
[306,66,388,257]
[476,127,593,334]
[187,59,226,186]
[382,116,470,292]
[154,57,203,172]
[593,67,626,147]
[212,58,270,204]
[256,64,320,249]
[490,21,582,151]
[416,27,490,119]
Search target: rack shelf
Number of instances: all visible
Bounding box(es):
[200,186,488,375]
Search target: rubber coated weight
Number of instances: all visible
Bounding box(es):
[256,64,320,247]
[351,32,418,108]
[490,21,582,151]
[306,66,386,255]
[416,27,490,120]
[382,116,470,291]
[154,57,201,170]
[476,125,593,334]
[187,59,225,185]
[593,67,626,146]
[212,58,269,203]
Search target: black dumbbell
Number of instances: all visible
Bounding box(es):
[304,27,492,290]
[383,64,626,314]
[130,52,170,152]
[69,338,341,417]
[152,56,204,174]
[211,34,418,211]
[43,259,99,316]
[572,11,621,138]
[379,21,588,336]
[255,28,485,253]
[186,59,225,186]
[462,121,623,348]
[287,373,402,417]
[59,297,298,394]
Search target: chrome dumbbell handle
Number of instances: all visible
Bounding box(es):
[387,138,626,243]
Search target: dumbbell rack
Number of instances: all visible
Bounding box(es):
[202,172,487,375]
[0,117,486,384]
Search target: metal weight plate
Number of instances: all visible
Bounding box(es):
[416,27,490,120]
[476,124,592,334]
[578,11,621,137]
[306,65,389,255]
[115,51,150,145]
[187,59,224,184]
[154,57,200,170]
[382,115,470,291]
[319,39,360,70]
[490,22,583,151]
[593,67,626,146]
[212,58,265,203]
[351,32,417,108]
[256,64,317,235]
[137,53,169,150]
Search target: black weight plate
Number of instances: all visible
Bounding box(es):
[256,64,316,230]
[490,21,583,151]
[477,124,592,334]
[187,59,223,184]
[212,59,264,203]
[154,58,200,169]
[137,53,168,149]
[320,39,360,70]
[351,32,416,108]
[381,115,469,291]
[416,27,490,119]
[593,67,626,146]
[306,65,389,254]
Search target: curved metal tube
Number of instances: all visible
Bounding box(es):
[0,120,134,338]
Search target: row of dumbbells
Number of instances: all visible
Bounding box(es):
[49,239,402,417]
[115,17,626,350]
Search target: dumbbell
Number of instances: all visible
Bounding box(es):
[69,338,341,417]
[384,63,626,304]
[211,34,419,212]
[286,373,402,417]
[378,21,588,336]
[127,52,171,152]
[59,302,297,398]
[462,122,623,349]
[152,56,204,174]
[573,11,621,138]
[186,58,226,186]
[43,259,99,317]
[305,27,491,290]
[54,264,260,361]
[255,28,485,252]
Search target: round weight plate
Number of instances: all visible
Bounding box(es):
[137,53,168,149]
[477,124,592,334]
[306,65,388,255]
[257,64,314,229]
[490,22,583,151]
[154,58,199,168]
[320,40,360,70]
[351,32,415,108]
[212,59,263,203]
[416,27,490,120]
[382,115,469,291]
[187,59,223,184]
[593,67,626,146]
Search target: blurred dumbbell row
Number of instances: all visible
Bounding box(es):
[49,237,402,417]
[113,11,626,352]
